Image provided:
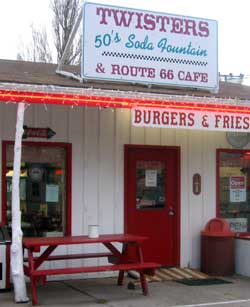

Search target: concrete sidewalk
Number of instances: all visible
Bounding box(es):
[2,275,250,307]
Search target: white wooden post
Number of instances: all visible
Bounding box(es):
[11,102,29,303]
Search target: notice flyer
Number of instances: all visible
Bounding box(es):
[229,176,246,202]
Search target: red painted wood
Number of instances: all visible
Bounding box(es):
[1,141,7,225]
[31,262,160,276]
[124,145,180,266]
[34,245,57,269]
[24,252,113,262]
[66,143,72,235]
[6,244,10,289]
[117,270,125,286]
[216,149,220,218]
[23,264,30,276]
[139,271,148,295]
[23,234,147,248]
[23,234,159,305]
[103,242,123,259]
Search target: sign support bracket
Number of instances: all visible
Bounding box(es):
[56,5,83,82]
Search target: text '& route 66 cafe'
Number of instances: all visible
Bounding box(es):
[1,2,250,279]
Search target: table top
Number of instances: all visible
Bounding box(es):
[23,233,148,248]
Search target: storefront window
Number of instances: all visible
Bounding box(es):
[3,142,70,237]
[136,160,165,209]
[218,149,250,233]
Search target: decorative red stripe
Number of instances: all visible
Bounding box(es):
[0,89,249,114]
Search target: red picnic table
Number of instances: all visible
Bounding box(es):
[23,233,160,305]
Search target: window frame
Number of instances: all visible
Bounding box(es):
[1,140,72,236]
[216,148,250,233]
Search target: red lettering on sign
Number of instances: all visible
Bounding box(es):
[177,70,208,82]
[230,176,245,189]
[111,64,156,78]
[96,7,210,37]
[134,109,142,124]
[187,113,195,126]
[153,111,161,124]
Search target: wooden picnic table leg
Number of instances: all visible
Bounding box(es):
[26,244,57,305]
[136,244,149,295]
[27,249,39,306]
[117,270,125,285]
[139,272,149,295]
[30,277,38,306]
[117,242,129,286]
[103,242,125,285]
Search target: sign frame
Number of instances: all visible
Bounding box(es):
[82,2,218,92]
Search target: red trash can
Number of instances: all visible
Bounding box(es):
[201,218,235,276]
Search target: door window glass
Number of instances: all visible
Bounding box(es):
[5,143,67,237]
[218,150,250,233]
[136,160,165,209]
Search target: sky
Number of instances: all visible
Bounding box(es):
[0,0,250,77]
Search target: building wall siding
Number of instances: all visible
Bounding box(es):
[0,102,239,273]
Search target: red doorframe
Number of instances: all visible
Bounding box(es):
[1,140,72,235]
[124,144,181,266]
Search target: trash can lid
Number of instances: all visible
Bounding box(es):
[201,218,234,237]
[0,226,11,243]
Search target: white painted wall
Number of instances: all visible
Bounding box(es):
[0,102,242,273]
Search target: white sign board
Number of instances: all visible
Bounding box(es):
[46,184,59,203]
[230,176,246,202]
[82,2,218,91]
[226,218,248,232]
[145,169,157,187]
[132,107,250,133]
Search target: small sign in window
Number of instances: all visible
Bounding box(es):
[226,218,247,232]
[230,176,246,202]
[46,184,59,203]
[145,169,157,187]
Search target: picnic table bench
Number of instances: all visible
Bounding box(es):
[23,234,160,305]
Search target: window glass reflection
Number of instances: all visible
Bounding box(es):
[6,144,67,237]
[136,161,165,210]
[219,150,250,232]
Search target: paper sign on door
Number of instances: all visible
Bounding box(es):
[145,169,157,187]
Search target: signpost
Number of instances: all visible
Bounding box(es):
[82,2,218,91]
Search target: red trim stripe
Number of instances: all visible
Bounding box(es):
[0,89,250,113]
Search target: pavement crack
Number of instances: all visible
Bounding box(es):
[61,281,114,306]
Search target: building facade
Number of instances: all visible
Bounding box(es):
[1,60,250,277]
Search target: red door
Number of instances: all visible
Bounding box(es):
[125,145,180,266]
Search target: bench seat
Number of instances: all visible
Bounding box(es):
[31,262,160,276]
[24,252,113,262]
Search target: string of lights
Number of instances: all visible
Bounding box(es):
[1,82,250,114]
